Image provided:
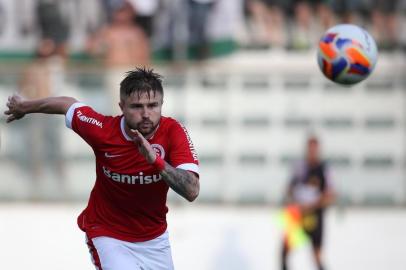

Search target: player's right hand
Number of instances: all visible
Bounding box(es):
[4,94,26,123]
[132,129,157,164]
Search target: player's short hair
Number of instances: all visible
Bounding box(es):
[120,67,164,100]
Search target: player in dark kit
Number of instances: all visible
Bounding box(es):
[281,136,335,270]
[5,67,200,270]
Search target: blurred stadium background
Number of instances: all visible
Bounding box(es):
[0,0,405,269]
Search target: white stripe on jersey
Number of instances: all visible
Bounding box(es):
[177,163,199,175]
[65,102,86,129]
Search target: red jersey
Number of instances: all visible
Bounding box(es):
[65,103,199,242]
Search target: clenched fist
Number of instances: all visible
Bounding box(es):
[4,94,26,123]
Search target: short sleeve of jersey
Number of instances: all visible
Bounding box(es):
[65,102,105,147]
[168,121,199,176]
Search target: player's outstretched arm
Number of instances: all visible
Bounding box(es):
[4,94,77,123]
[133,130,200,202]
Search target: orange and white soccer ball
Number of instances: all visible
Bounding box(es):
[317,24,378,85]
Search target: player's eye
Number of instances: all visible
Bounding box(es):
[148,103,158,108]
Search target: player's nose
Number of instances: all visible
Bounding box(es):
[141,107,150,118]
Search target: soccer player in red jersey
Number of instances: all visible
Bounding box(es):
[4,67,200,270]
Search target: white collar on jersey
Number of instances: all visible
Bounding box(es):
[120,117,159,141]
[120,117,133,141]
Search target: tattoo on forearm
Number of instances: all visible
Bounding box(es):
[160,165,199,201]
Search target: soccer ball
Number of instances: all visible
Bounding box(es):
[317,24,378,85]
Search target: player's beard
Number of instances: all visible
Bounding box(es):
[129,119,159,137]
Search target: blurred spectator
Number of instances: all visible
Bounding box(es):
[0,4,4,35]
[36,0,70,59]
[128,0,160,38]
[18,39,66,198]
[243,0,269,48]
[330,0,365,24]
[188,0,217,60]
[100,0,126,22]
[287,0,334,50]
[400,0,406,50]
[280,135,336,270]
[153,0,189,62]
[370,0,400,50]
[99,0,158,39]
[243,0,288,49]
[86,1,150,115]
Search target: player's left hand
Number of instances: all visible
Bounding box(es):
[132,129,156,164]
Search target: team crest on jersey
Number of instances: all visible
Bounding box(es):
[151,144,165,159]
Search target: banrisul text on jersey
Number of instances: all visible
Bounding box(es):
[103,166,162,184]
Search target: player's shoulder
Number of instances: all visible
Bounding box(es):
[159,116,185,130]
[157,117,193,142]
